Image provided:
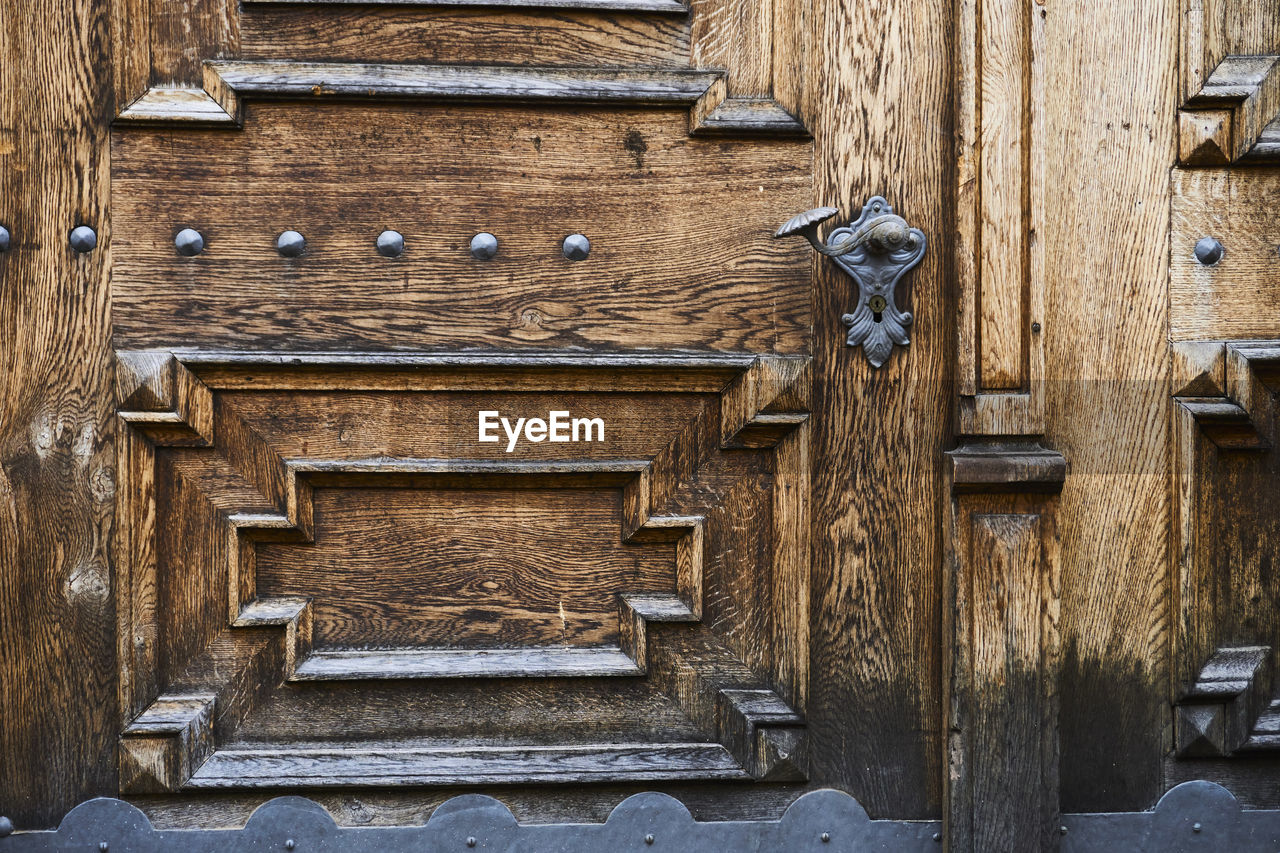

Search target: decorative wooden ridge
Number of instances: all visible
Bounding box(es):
[1174,341,1280,449]
[116,61,808,137]
[115,350,810,793]
[1176,646,1276,758]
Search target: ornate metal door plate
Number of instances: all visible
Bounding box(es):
[776,196,927,368]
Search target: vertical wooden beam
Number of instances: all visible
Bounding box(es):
[956,0,1046,434]
[807,0,952,820]
[944,443,1064,852]
[0,0,117,828]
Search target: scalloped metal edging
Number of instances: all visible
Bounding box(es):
[2,781,1280,851]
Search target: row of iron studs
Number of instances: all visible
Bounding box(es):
[178,228,592,261]
[0,225,591,261]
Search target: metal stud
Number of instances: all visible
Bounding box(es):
[0,816,12,837]
[820,832,830,842]
[377,230,404,258]
[175,228,205,257]
[470,232,498,260]
[1192,822,1202,833]
[562,233,590,260]
[285,839,296,850]
[70,225,98,253]
[1031,322,1042,334]
[1194,236,1223,266]
[644,834,654,845]
[0,225,10,252]
[277,230,306,258]
[466,838,477,848]
[99,843,109,852]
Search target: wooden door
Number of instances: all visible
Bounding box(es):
[5,0,1280,848]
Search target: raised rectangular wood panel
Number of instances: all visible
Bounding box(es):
[953,0,1046,435]
[115,353,810,794]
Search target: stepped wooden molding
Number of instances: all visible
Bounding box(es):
[115,350,810,793]
[954,0,1047,436]
[1178,0,1280,164]
[116,60,807,137]
[1174,340,1280,450]
[1179,56,1280,164]
[1173,341,1280,718]
[1175,646,1274,758]
[111,0,809,137]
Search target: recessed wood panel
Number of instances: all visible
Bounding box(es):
[221,390,710,460]
[256,487,674,648]
[111,103,812,353]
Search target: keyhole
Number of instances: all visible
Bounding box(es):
[868,294,886,322]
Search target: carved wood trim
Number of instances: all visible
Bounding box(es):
[1172,341,1280,714]
[1175,646,1274,758]
[1178,0,1280,165]
[113,0,809,137]
[117,60,806,137]
[115,350,810,793]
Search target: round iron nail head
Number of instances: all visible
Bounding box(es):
[277,230,306,257]
[1194,236,1223,266]
[562,233,590,261]
[377,230,405,258]
[70,225,97,253]
[175,228,205,256]
[470,232,498,260]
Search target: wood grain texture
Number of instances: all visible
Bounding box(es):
[256,487,674,648]
[1171,169,1280,341]
[1181,55,1280,164]
[1044,0,1174,812]
[975,0,1027,392]
[954,0,1045,434]
[690,0,770,97]
[1178,0,1280,164]
[0,0,118,828]
[206,61,720,110]
[806,0,951,819]
[112,103,811,353]
[241,6,691,68]
[1180,0,1280,102]
[149,0,238,86]
[946,507,1060,852]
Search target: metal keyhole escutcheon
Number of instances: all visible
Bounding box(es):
[775,196,927,368]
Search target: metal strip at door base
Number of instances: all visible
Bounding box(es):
[1,781,1278,851]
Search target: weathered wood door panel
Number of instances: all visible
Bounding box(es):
[114,352,811,796]
[9,0,1280,844]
